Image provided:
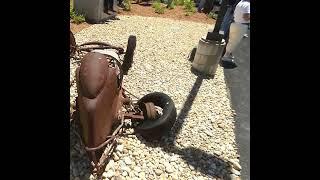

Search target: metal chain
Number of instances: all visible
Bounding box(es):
[122,87,140,100]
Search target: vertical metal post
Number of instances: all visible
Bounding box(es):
[206,0,229,41]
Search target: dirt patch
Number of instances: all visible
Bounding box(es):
[70,22,91,34]
[70,3,214,33]
[119,3,215,24]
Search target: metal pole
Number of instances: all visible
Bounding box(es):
[206,0,229,41]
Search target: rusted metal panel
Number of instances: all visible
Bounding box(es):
[70,33,174,177]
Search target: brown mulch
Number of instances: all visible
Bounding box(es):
[119,3,215,24]
[70,3,215,33]
[70,22,91,34]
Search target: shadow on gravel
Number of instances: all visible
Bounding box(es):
[137,134,234,179]
[136,75,234,179]
[190,67,215,79]
[70,121,92,180]
[188,47,197,63]
[70,119,123,180]
[70,59,237,180]
[166,146,233,179]
[171,75,203,139]
[93,16,120,24]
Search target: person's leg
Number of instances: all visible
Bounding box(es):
[243,24,250,38]
[109,0,115,11]
[224,23,247,57]
[222,19,232,56]
[198,0,206,12]
[104,0,109,13]
[220,23,247,68]
[219,7,232,35]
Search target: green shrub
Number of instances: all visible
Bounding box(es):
[168,1,175,9]
[153,0,161,3]
[70,8,75,19]
[124,0,131,11]
[174,0,184,5]
[184,0,196,13]
[73,14,86,24]
[152,2,165,14]
[208,12,218,19]
[70,8,85,24]
[208,12,214,18]
[152,1,159,8]
[155,6,165,14]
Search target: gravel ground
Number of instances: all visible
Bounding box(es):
[70,15,240,180]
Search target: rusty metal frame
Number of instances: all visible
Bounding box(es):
[72,87,149,174]
[73,114,125,175]
[124,112,144,120]
[70,32,160,177]
[76,41,124,54]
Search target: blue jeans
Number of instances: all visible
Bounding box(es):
[219,7,233,35]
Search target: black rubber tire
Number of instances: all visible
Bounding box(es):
[136,92,177,140]
[122,35,136,75]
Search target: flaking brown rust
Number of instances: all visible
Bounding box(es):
[70,31,176,177]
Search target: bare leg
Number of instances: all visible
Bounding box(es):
[224,23,247,57]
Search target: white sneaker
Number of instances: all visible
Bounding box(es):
[243,34,248,38]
